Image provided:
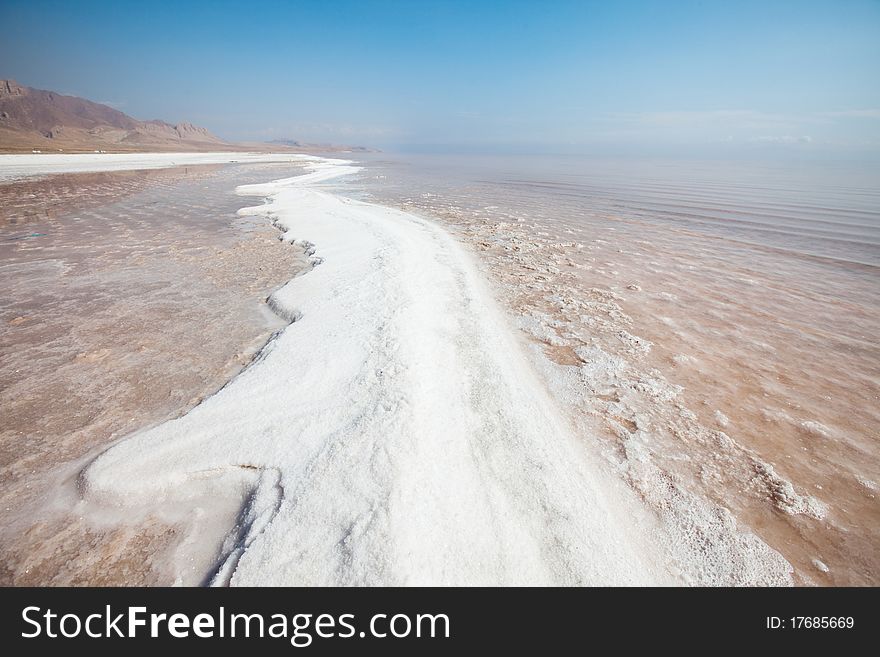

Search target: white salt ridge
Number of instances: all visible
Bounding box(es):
[81,156,677,585]
[812,558,830,573]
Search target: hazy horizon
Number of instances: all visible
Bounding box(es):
[2,0,879,159]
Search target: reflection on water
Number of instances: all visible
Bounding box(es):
[360,153,880,585]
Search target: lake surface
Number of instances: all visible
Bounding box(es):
[356,152,880,585]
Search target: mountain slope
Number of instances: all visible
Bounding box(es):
[0,79,228,152]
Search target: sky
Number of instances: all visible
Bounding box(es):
[1,0,879,156]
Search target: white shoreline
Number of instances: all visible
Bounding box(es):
[0,152,323,182]
[4,152,795,585]
[71,155,678,585]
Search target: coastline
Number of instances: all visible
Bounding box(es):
[363,154,880,585]
[79,156,681,585]
[0,152,320,183]
[2,152,805,586]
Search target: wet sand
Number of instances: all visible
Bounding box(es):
[0,162,311,584]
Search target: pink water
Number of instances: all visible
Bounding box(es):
[359,153,880,585]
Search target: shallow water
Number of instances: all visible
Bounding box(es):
[358,153,880,585]
[3,153,876,586]
[0,161,312,584]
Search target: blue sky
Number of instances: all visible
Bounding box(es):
[1,0,879,155]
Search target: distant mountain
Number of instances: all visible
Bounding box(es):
[269,138,306,148]
[0,79,228,152]
[0,80,377,154]
[270,138,375,153]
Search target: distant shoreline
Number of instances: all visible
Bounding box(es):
[0,151,322,182]
[0,144,377,155]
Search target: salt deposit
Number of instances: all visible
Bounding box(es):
[0,152,314,182]
[80,157,680,585]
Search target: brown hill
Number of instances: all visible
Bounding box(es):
[0,79,231,153]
